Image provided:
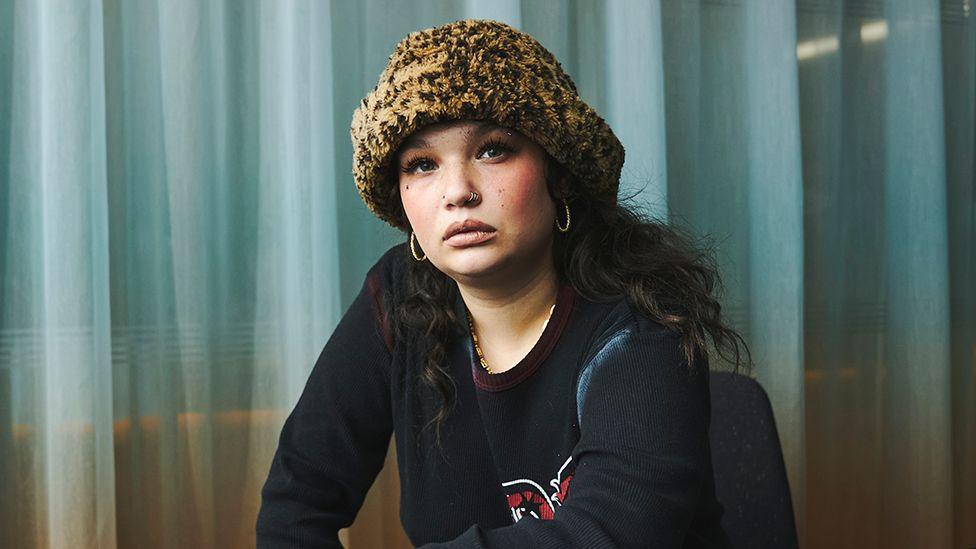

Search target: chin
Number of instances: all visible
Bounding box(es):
[438,246,507,279]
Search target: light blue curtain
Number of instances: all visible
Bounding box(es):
[0,1,972,548]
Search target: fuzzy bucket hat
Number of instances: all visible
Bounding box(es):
[350,19,625,230]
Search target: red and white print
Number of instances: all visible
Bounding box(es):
[501,456,575,523]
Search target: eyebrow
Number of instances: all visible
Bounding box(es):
[398,121,501,153]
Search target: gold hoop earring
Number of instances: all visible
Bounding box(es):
[555,198,571,232]
[409,231,427,261]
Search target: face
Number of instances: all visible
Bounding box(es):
[396,120,558,285]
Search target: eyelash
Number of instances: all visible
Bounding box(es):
[400,138,515,174]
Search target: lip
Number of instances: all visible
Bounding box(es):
[444,230,497,248]
[443,219,497,241]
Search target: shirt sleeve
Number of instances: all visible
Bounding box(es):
[417,324,712,549]
[256,270,394,548]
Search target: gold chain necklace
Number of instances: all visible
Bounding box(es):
[466,304,556,374]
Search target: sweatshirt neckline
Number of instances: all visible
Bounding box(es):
[455,282,578,392]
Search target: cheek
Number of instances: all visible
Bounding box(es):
[400,183,436,232]
[500,165,552,227]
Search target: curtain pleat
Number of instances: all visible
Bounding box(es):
[880,2,953,546]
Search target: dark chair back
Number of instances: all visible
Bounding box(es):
[709,371,799,548]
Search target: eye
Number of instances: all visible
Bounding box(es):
[477,138,514,160]
[401,157,436,174]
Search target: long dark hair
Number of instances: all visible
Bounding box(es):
[381,156,753,451]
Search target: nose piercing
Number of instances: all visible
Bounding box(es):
[465,191,479,204]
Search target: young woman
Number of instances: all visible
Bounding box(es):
[257,19,751,549]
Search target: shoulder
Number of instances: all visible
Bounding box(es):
[366,242,409,283]
[574,295,710,427]
[359,242,409,353]
[581,295,686,370]
[362,242,410,301]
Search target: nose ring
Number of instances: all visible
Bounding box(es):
[465,191,479,204]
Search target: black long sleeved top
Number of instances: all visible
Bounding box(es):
[256,243,730,548]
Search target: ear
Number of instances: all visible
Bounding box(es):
[545,156,573,201]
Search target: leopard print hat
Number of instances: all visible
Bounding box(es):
[350,19,625,230]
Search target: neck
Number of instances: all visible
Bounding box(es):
[456,261,559,351]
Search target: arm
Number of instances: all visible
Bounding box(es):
[419,326,711,549]
[256,271,394,548]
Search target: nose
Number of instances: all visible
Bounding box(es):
[440,160,480,209]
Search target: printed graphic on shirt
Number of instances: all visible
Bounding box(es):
[501,456,575,523]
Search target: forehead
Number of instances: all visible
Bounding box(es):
[399,120,505,152]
